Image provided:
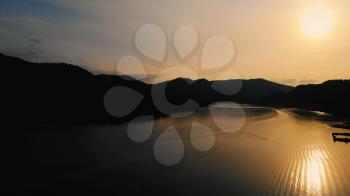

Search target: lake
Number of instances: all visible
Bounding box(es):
[9,103,350,195]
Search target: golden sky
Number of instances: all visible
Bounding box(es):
[0,0,349,85]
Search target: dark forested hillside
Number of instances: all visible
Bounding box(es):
[263,80,350,117]
[2,53,348,123]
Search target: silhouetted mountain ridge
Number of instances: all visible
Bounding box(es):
[263,79,350,117]
[1,53,348,123]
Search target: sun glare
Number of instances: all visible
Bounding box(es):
[301,7,333,39]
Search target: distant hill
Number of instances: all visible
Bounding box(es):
[158,78,293,107]
[1,53,348,123]
[263,80,350,117]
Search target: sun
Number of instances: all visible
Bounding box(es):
[301,7,333,39]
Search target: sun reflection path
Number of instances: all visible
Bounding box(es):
[301,146,329,195]
[268,145,331,196]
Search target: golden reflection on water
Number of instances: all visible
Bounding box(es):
[299,147,329,195]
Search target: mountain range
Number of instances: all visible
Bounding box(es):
[1,53,349,123]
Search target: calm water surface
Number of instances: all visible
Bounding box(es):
[13,103,350,195]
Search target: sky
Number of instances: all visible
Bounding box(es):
[0,0,349,85]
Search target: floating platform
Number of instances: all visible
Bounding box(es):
[332,133,350,143]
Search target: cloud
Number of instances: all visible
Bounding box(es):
[28,38,41,44]
[1,40,63,63]
[278,78,319,85]
[0,0,349,82]
[299,79,318,85]
[0,5,126,70]
[280,78,297,85]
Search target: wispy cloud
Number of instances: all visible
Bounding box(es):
[299,79,318,84]
[0,0,349,81]
[280,78,297,85]
[278,78,318,86]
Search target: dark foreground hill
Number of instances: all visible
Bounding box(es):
[1,53,348,123]
[263,80,350,117]
[1,53,154,123]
